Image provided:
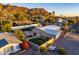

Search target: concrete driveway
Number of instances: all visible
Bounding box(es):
[55,32,79,55]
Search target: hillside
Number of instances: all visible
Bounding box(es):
[0,4,56,28]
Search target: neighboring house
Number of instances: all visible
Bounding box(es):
[39,18,46,25]
[12,24,40,30]
[0,32,22,55]
[55,18,68,26]
[71,22,79,34]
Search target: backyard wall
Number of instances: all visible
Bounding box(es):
[28,41,40,51]
[40,38,55,48]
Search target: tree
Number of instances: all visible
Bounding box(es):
[40,46,48,54]
[49,18,55,23]
[1,23,12,32]
[0,16,2,26]
[52,11,55,15]
[2,9,8,17]
[68,19,76,25]
[14,30,25,41]
[62,22,68,32]
[45,20,49,26]
[13,13,19,20]
[7,4,12,11]
[57,48,67,55]
[6,24,12,32]
[0,3,3,11]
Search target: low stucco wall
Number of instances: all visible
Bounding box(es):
[27,37,55,51]
[40,38,55,48]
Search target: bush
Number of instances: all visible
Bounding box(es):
[40,46,48,52]
[57,48,67,55]
[20,41,29,50]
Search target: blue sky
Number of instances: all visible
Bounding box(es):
[11,3,79,16]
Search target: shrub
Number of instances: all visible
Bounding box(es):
[20,41,29,50]
[57,48,67,55]
[40,46,48,52]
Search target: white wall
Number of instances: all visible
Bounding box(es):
[55,31,61,39]
[0,44,21,55]
[13,44,21,53]
[0,49,4,55]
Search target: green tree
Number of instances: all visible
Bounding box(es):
[68,19,76,25]
[1,23,12,32]
[14,30,25,41]
[0,3,3,11]
[7,4,12,11]
[52,11,55,15]
[0,17,2,26]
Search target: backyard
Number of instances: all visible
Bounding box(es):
[29,37,50,46]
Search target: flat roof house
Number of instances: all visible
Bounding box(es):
[37,25,61,39]
[55,18,68,27]
[0,32,22,55]
[32,25,61,39]
[29,25,61,51]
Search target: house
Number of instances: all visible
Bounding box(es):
[55,18,68,26]
[71,22,79,34]
[39,18,46,25]
[12,24,40,30]
[32,25,61,39]
[0,32,22,55]
[29,25,61,51]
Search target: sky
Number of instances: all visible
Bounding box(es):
[9,3,79,16]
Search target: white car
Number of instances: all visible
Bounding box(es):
[48,44,56,51]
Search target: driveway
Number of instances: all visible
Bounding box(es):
[55,32,79,55]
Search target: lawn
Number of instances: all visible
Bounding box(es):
[29,37,49,46]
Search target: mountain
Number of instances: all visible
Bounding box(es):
[0,4,55,26]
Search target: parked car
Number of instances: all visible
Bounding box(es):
[48,44,56,51]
